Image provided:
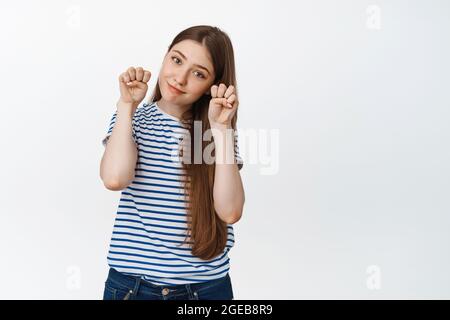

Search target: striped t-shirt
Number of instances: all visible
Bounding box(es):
[102,100,243,286]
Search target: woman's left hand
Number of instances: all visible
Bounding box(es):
[208,83,239,128]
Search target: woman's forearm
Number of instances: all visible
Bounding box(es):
[212,126,245,224]
[100,100,139,190]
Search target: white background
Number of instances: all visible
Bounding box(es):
[0,0,449,299]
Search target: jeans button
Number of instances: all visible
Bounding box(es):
[162,288,169,296]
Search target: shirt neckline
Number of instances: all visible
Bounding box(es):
[154,101,182,123]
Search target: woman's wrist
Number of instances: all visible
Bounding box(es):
[117,99,139,115]
[210,122,232,131]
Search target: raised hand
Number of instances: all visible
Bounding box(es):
[118,66,151,106]
[208,83,239,128]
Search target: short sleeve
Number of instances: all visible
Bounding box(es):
[234,130,244,171]
[102,107,141,148]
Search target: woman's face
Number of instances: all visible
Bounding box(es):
[158,39,216,107]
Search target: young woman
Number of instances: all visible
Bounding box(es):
[100,25,245,300]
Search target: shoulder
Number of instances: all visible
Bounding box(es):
[134,101,155,120]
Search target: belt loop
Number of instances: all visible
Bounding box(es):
[123,276,142,300]
[185,283,194,300]
[132,276,142,297]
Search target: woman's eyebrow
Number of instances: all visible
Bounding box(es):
[172,49,211,75]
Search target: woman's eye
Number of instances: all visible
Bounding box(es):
[194,71,205,79]
[172,56,205,79]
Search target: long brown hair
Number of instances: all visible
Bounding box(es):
[148,25,239,260]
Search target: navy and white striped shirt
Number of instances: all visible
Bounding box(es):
[102,100,243,286]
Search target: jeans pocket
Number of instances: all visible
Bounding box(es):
[104,281,134,300]
[194,276,234,300]
[103,282,117,300]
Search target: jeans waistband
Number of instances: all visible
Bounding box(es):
[107,267,230,292]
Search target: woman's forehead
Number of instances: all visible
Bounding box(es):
[171,41,213,69]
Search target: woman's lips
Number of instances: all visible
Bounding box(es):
[168,83,185,95]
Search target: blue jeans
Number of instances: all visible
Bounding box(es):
[103,267,234,300]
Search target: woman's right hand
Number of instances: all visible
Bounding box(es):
[118,66,151,106]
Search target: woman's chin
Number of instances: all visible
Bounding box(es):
[163,93,179,102]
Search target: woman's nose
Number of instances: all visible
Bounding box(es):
[175,70,189,85]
